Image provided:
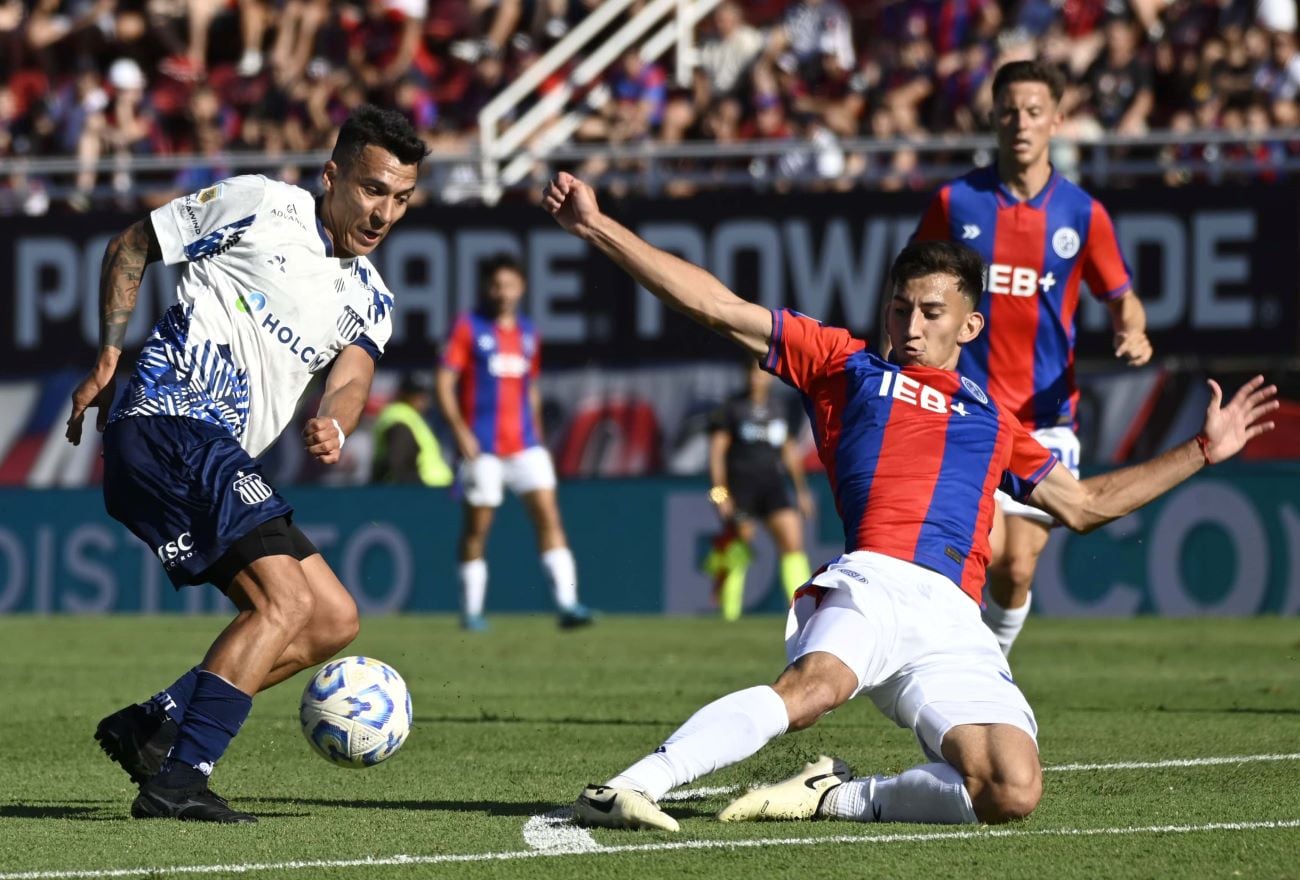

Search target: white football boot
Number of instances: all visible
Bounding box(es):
[573,784,680,832]
[718,755,852,822]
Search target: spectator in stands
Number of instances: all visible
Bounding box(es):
[1082,14,1155,133]
[268,0,330,86]
[696,1,766,102]
[768,0,855,82]
[1254,26,1300,102]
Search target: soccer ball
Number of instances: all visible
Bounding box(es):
[299,656,412,768]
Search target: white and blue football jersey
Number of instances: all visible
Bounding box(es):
[110,175,395,458]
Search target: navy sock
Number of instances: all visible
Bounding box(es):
[149,666,201,722]
[167,670,252,776]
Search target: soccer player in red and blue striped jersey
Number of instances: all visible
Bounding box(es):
[912,59,1154,656]
[436,254,593,632]
[542,171,1275,833]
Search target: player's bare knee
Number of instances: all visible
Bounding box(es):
[775,676,846,730]
[970,760,1042,824]
[975,775,1041,824]
[323,600,360,655]
[263,584,316,634]
[1006,553,1039,591]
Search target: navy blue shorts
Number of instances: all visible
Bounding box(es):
[102,416,294,588]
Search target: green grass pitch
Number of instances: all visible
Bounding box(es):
[1,615,1298,879]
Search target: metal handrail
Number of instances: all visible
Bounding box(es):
[0,129,1294,208]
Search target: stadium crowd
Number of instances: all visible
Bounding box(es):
[1,0,1298,210]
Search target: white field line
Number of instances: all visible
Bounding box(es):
[654,752,1300,807]
[3,819,1300,880]
[1044,753,1300,772]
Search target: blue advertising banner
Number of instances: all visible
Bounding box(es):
[0,466,1297,616]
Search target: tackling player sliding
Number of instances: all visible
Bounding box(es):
[912,59,1153,655]
[541,171,1275,831]
[66,106,427,824]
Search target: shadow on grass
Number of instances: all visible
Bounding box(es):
[251,796,719,821]
[253,796,560,816]
[0,800,311,821]
[0,802,116,820]
[414,714,684,727]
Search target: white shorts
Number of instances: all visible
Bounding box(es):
[995,426,1080,525]
[459,446,557,508]
[785,551,1038,762]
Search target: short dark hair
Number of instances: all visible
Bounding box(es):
[331,104,429,169]
[991,60,1066,105]
[480,252,525,288]
[890,241,984,310]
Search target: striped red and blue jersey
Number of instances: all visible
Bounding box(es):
[442,311,541,457]
[766,309,1056,602]
[913,166,1132,430]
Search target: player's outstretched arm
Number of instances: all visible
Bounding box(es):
[66,217,162,445]
[1030,376,1278,533]
[306,346,376,465]
[543,172,771,358]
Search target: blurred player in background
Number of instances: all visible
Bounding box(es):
[912,59,1153,655]
[65,105,427,823]
[371,369,454,487]
[436,254,594,632]
[542,171,1274,832]
[703,358,813,621]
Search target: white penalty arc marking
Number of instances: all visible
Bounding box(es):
[520,785,734,853]
[3,819,1299,880]
[521,807,601,853]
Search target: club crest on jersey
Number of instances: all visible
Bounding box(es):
[961,376,989,404]
[233,471,273,505]
[477,334,496,352]
[1052,227,1081,259]
[337,306,365,343]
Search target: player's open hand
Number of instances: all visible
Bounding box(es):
[542,172,599,236]
[1113,330,1152,366]
[1200,375,1278,464]
[65,359,118,446]
[303,416,345,465]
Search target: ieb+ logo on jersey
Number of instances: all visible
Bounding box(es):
[879,371,972,417]
[487,352,529,378]
[985,263,1057,297]
[233,471,273,505]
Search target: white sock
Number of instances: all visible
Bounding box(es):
[460,558,487,618]
[606,685,789,802]
[821,762,977,824]
[540,546,579,610]
[981,592,1031,656]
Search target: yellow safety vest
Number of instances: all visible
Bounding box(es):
[372,401,453,487]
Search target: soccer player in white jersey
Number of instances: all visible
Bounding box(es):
[541,172,1276,831]
[64,105,428,824]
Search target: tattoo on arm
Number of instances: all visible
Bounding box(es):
[99,219,160,352]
